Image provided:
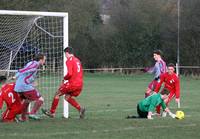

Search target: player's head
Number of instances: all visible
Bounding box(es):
[0,76,7,84]
[153,50,162,61]
[167,63,175,74]
[34,53,46,65]
[64,46,73,58]
[160,88,170,99]
[64,46,73,54]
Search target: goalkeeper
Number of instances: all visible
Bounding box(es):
[126,88,176,119]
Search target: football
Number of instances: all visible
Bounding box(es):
[176,110,185,120]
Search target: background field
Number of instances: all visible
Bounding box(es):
[0,73,200,139]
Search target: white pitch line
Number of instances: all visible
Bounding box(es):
[0,123,196,137]
[68,106,190,114]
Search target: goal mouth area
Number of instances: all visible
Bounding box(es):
[0,10,69,118]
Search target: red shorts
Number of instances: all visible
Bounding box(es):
[58,82,82,97]
[148,80,159,91]
[2,102,22,122]
[21,90,41,101]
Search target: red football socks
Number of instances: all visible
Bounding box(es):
[30,99,43,114]
[67,97,81,111]
[50,97,60,114]
[156,105,161,114]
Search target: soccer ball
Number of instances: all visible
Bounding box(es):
[176,111,185,120]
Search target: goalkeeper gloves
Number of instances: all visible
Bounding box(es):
[168,112,176,118]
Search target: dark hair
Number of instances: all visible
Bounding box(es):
[63,46,73,54]
[153,50,163,56]
[34,53,45,61]
[161,88,170,95]
[0,76,7,83]
[168,63,175,68]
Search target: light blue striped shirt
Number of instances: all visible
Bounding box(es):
[14,61,39,92]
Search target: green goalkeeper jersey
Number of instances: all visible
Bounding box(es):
[138,93,166,112]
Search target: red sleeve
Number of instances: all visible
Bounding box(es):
[0,91,3,109]
[64,59,73,80]
[154,73,165,93]
[175,76,180,98]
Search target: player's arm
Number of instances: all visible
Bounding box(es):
[0,91,3,109]
[64,60,73,80]
[147,111,153,119]
[160,100,167,110]
[146,66,155,74]
[147,105,155,119]
[164,107,176,118]
[18,62,38,74]
[147,98,157,119]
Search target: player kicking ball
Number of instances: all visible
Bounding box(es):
[126,88,176,119]
[42,46,85,119]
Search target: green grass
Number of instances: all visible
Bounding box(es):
[1,73,200,139]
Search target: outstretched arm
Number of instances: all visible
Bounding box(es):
[164,107,176,118]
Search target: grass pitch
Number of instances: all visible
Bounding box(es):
[0,73,200,139]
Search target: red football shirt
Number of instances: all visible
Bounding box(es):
[154,72,180,98]
[64,55,83,87]
[0,83,21,109]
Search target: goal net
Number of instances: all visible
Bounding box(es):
[0,10,69,118]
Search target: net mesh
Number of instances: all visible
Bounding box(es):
[0,14,65,116]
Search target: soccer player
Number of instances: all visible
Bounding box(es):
[14,53,46,121]
[0,76,23,122]
[154,63,180,115]
[143,50,167,98]
[42,46,85,119]
[126,88,176,119]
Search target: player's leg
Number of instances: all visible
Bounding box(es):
[30,96,44,114]
[65,93,85,119]
[156,105,161,115]
[165,92,175,106]
[42,88,64,117]
[145,80,156,98]
[21,99,30,121]
[64,85,85,118]
[2,103,22,122]
[145,88,152,98]
[22,90,43,120]
[126,104,140,119]
[49,91,62,114]
[137,104,148,118]
[1,109,14,122]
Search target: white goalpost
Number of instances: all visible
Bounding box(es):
[0,10,69,118]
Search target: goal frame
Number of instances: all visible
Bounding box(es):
[0,10,69,118]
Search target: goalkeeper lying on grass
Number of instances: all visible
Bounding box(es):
[127,88,176,119]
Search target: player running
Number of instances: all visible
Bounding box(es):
[0,76,23,122]
[143,50,167,98]
[126,88,176,119]
[42,46,85,119]
[14,53,46,121]
[154,63,180,115]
